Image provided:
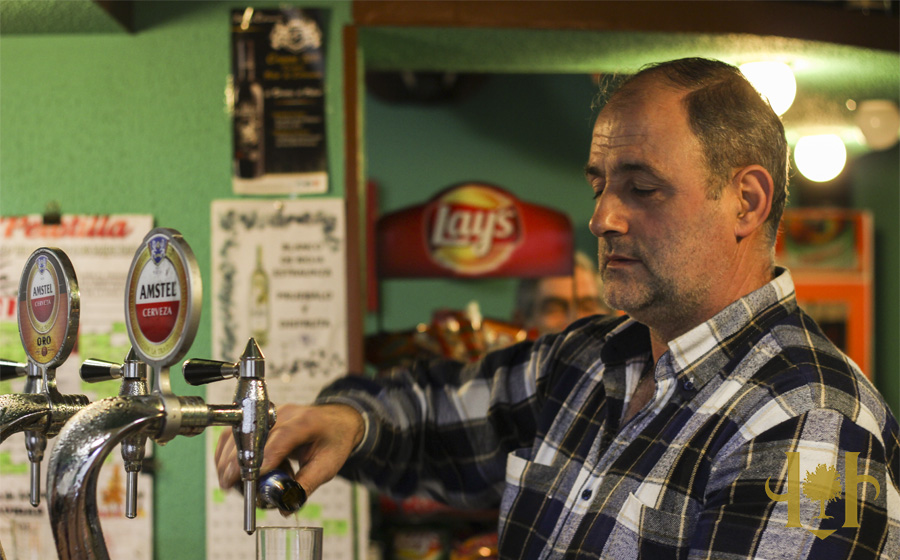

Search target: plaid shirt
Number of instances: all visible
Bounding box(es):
[319,269,900,559]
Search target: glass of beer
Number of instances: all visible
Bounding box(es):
[256,526,322,560]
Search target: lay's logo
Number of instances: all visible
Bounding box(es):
[376,181,573,279]
[425,185,522,274]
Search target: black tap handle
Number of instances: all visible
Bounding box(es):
[182,359,237,386]
[80,359,123,383]
[0,359,27,381]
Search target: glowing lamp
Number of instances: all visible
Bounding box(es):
[794,134,847,183]
[739,61,796,116]
[854,99,900,150]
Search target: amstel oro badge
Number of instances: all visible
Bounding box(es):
[18,248,80,366]
[425,183,522,275]
[125,228,201,367]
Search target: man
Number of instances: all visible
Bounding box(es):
[217,58,899,558]
[512,251,612,336]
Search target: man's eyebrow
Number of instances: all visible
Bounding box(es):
[583,164,599,179]
[583,161,663,179]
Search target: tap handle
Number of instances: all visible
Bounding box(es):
[0,359,27,381]
[182,359,238,386]
[80,359,124,383]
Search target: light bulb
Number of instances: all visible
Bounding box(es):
[739,61,797,116]
[854,99,900,150]
[794,134,847,182]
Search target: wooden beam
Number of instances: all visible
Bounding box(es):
[353,1,898,52]
[343,24,365,374]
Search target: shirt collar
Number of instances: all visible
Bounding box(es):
[599,317,650,365]
[599,268,796,397]
[663,267,796,395]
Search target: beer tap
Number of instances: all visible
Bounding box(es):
[183,337,272,532]
[0,248,88,506]
[79,349,150,518]
[47,228,277,560]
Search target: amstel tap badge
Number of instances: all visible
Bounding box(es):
[29,255,58,329]
[18,248,78,366]
[127,232,189,360]
[425,184,522,275]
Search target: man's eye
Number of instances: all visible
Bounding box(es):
[633,188,657,197]
[592,189,604,200]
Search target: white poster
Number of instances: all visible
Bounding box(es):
[0,214,155,560]
[207,199,365,560]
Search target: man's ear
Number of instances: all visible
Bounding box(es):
[732,165,774,240]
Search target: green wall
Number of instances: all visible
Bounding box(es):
[0,2,351,558]
[850,147,900,417]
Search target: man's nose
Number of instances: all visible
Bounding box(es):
[589,192,628,237]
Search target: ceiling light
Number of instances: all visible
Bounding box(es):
[854,99,900,150]
[739,61,796,116]
[794,134,847,182]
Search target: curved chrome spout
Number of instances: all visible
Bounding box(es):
[47,396,164,560]
[0,393,49,442]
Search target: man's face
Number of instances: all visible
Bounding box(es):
[529,266,608,335]
[585,82,738,333]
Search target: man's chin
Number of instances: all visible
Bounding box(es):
[603,292,653,317]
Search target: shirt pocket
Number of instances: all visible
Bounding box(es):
[503,447,562,490]
[499,448,570,538]
[504,447,532,486]
[615,491,697,551]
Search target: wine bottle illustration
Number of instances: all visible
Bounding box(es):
[233,37,265,178]
[249,245,270,347]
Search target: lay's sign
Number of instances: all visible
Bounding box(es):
[377,182,573,278]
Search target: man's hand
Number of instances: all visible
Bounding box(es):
[215,403,365,496]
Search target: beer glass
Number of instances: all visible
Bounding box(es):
[256,526,322,560]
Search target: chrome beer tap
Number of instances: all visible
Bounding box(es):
[79,348,150,518]
[0,248,88,507]
[47,228,277,560]
[183,337,274,532]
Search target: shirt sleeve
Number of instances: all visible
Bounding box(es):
[314,338,547,509]
[689,408,899,559]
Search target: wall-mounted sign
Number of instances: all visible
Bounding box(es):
[377,182,573,278]
[207,199,363,560]
[230,7,327,195]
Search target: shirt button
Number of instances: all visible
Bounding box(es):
[683,378,695,391]
[581,488,593,500]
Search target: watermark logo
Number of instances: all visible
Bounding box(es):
[765,451,880,540]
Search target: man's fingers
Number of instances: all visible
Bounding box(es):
[292,448,342,496]
[214,403,363,496]
[215,430,239,489]
[258,410,321,474]
[214,429,230,463]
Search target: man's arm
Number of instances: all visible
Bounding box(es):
[690,409,899,559]
[315,342,545,508]
[216,338,547,507]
